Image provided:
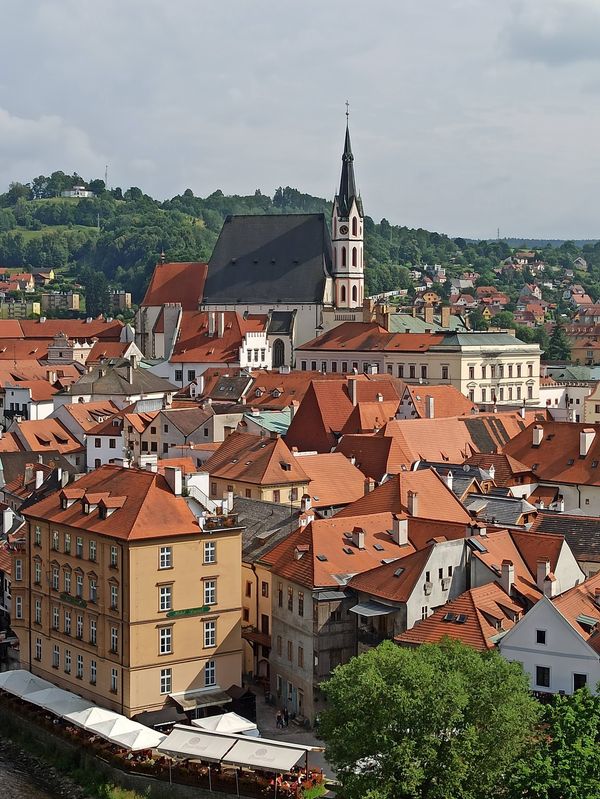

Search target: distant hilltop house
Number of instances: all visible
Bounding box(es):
[60,184,95,198]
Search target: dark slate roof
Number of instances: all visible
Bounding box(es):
[161,407,214,436]
[204,214,333,304]
[0,451,72,487]
[268,310,296,335]
[233,496,301,562]
[335,125,363,217]
[465,495,536,527]
[209,374,253,402]
[533,511,600,563]
[58,359,176,397]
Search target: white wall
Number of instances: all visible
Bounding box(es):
[405,539,468,630]
[499,598,600,695]
[86,433,125,471]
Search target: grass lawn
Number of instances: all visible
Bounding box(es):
[13,224,98,241]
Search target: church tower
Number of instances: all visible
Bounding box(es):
[331,114,364,309]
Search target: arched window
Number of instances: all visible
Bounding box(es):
[352,285,358,303]
[340,285,346,304]
[342,247,346,267]
[352,217,357,236]
[352,247,357,267]
[272,339,285,368]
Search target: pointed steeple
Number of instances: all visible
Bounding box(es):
[336,116,363,218]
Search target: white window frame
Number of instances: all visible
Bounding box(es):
[204,580,216,606]
[90,659,97,685]
[110,668,118,693]
[15,595,23,620]
[160,667,172,695]
[159,585,172,612]
[159,546,172,569]
[203,541,216,564]
[204,620,216,648]
[76,654,84,679]
[159,626,172,655]
[205,659,216,687]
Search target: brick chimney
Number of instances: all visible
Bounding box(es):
[351,527,366,550]
[440,306,450,328]
[424,305,434,324]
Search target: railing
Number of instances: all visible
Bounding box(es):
[186,484,218,514]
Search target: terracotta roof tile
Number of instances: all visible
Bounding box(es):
[13,419,82,454]
[141,262,207,310]
[464,452,534,487]
[20,318,123,341]
[349,546,433,601]
[402,384,476,418]
[202,431,308,486]
[553,572,600,651]
[170,311,268,363]
[294,452,367,508]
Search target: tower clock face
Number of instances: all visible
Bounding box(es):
[339,225,349,235]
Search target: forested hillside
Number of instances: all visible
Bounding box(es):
[2,171,600,303]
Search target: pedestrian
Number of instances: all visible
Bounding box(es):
[276,710,283,729]
[283,707,289,727]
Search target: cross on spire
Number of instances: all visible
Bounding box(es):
[345,100,350,120]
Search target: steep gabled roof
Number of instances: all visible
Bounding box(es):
[141,261,207,310]
[294,452,367,508]
[336,434,409,482]
[170,311,268,363]
[401,384,476,419]
[349,545,434,602]
[13,419,82,454]
[532,511,600,564]
[464,452,534,487]
[552,571,600,652]
[340,400,399,434]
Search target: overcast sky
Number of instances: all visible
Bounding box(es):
[2,0,600,239]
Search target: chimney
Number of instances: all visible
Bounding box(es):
[227,490,234,513]
[501,559,514,595]
[488,464,496,481]
[440,306,450,328]
[163,466,182,496]
[424,305,434,324]
[407,490,418,516]
[196,373,205,395]
[392,513,408,546]
[544,574,557,599]
[127,361,134,384]
[445,470,454,492]
[532,425,544,447]
[556,495,565,513]
[376,392,383,403]
[351,527,366,550]
[35,470,44,490]
[2,507,13,535]
[300,493,311,512]
[364,477,375,495]
[536,558,550,591]
[519,405,526,419]
[289,400,299,419]
[580,428,595,458]
[425,396,435,419]
[348,377,358,406]
[217,312,225,338]
[208,312,216,337]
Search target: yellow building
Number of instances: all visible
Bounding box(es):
[584,383,600,423]
[13,464,243,718]
[202,431,310,505]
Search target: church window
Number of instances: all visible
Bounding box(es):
[352,247,357,267]
[352,285,358,303]
[340,285,346,304]
[272,339,285,369]
[342,247,347,267]
[352,217,357,236]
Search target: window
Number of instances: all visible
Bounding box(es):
[159,626,172,655]
[52,644,60,669]
[409,364,416,379]
[204,620,216,648]
[469,366,475,380]
[438,567,443,580]
[14,559,22,581]
[245,581,252,598]
[398,365,405,378]
[508,364,513,378]
[159,585,172,612]
[300,361,307,371]
[174,370,183,383]
[90,618,97,645]
[277,635,282,656]
[273,489,280,503]
[64,610,71,635]
[111,668,118,694]
[287,586,294,612]
[52,567,59,591]
[52,531,59,551]
[110,546,118,568]
[261,581,269,598]
[94,459,101,469]
[94,438,101,448]
[65,649,71,673]
[298,592,304,617]
[64,571,71,594]
[89,578,97,603]
[160,668,172,695]
[90,660,97,685]
[536,629,546,645]
[203,540,217,564]
[75,573,82,597]
[110,626,118,653]
[205,659,216,687]
[164,424,169,433]
[481,388,487,403]
[34,599,41,624]
[34,525,41,546]
[420,365,427,379]
[448,565,453,577]
[536,665,550,688]
[15,596,22,620]
[76,615,83,639]
[528,385,533,400]
[528,364,533,377]
[159,546,172,569]
[517,364,522,377]
[76,654,83,679]
[278,583,283,607]
[287,640,293,661]
[421,606,428,620]
[35,638,42,661]
[298,645,304,668]
[110,584,118,610]
[89,540,96,561]
[425,571,431,582]
[469,389,475,402]
[441,365,449,380]
[516,386,521,400]
[574,673,587,691]
[34,560,41,585]
[109,439,116,450]
[52,606,59,629]
[204,580,216,605]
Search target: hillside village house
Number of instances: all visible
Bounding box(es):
[12,465,244,718]
[295,324,541,406]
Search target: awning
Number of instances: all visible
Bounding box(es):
[132,706,188,729]
[65,706,122,730]
[158,726,235,763]
[107,726,165,751]
[0,670,53,698]
[24,687,92,717]
[349,600,396,617]
[222,739,304,772]
[169,688,232,712]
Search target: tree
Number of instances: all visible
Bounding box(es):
[467,309,489,331]
[81,268,111,317]
[490,310,515,329]
[319,640,540,799]
[547,320,571,361]
[509,689,600,799]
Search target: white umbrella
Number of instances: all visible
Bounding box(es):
[192,712,259,736]
[64,705,121,730]
[0,670,52,698]
[108,726,165,751]
[87,715,138,741]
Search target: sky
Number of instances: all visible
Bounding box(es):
[2,0,600,239]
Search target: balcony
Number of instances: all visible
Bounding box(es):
[242,625,271,649]
[357,627,389,647]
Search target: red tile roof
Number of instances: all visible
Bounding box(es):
[24,465,199,541]
[294,452,368,508]
[5,380,58,402]
[14,419,82,454]
[402,384,476,419]
[170,311,268,363]
[349,546,433,602]
[336,434,409,482]
[396,583,524,651]
[141,261,207,310]
[464,452,534,487]
[340,400,400,434]
[297,322,444,352]
[20,318,123,341]
[202,431,308,486]
[553,572,600,653]
[87,341,133,363]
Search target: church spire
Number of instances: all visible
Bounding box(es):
[336,106,362,217]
